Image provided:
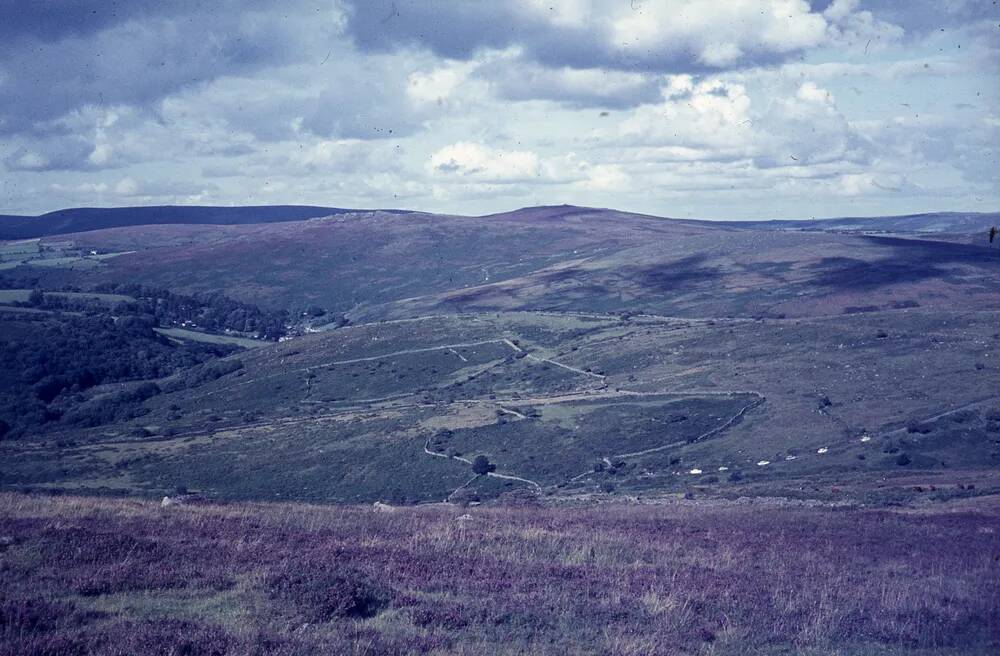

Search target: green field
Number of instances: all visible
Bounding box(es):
[0,239,40,259]
[0,241,135,270]
[154,327,267,349]
[0,289,134,304]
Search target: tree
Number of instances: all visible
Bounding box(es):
[990,226,998,245]
[471,455,495,475]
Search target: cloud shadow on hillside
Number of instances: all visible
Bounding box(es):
[626,255,721,292]
[807,237,999,290]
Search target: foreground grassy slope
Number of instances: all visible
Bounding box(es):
[1,493,997,656]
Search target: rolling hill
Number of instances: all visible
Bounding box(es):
[4,205,1000,321]
[0,205,419,239]
[2,204,998,506]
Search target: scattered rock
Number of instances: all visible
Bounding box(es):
[372,501,396,513]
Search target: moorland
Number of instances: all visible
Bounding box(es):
[1,204,999,654]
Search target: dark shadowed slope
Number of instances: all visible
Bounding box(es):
[721,211,1000,235]
[0,205,417,239]
[2,207,727,315]
[373,228,1000,321]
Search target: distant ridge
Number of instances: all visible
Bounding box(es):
[0,205,415,240]
[1,203,996,240]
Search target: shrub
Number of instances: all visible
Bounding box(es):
[600,481,616,494]
[471,455,495,475]
[896,453,912,466]
[450,488,479,506]
[265,568,391,622]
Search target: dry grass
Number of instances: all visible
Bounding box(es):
[1,493,998,655]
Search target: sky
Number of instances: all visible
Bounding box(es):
[0,0,997,220]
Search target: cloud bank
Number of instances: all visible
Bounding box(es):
[0,0,996,218]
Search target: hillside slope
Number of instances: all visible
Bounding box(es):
[5,206,999,321]
[0,205,418,239]
[2,205,998,505]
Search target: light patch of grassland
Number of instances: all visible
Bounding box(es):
[154,327,265,348]
[72,577,264,631]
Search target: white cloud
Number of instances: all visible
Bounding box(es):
[577,163,629,191]
[114,177,139,195]
[611,0,828,66]
[610,75,867,171]
[796,81,832,103]
[428,141,630,192]
[407,62,478,106]
[0,0,994,220]
[88,144,113,166]
[429,142,543,182]
[617,77,756,155]
[824,0,905,50]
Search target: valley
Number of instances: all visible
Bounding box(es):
[3,230,998,505]
[2,204,999,656]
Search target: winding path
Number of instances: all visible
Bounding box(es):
[423,437,542,493]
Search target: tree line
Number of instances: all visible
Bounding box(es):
[0,308,239,439]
